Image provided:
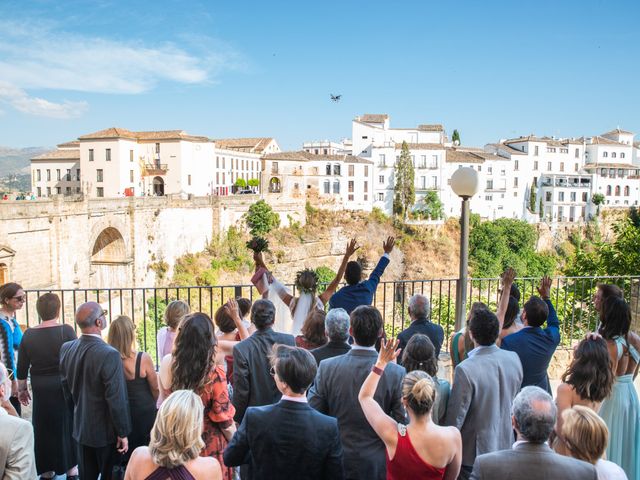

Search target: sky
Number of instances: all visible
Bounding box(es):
[0,0,638,150]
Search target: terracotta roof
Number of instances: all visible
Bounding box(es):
[395,143,445,150]
[417,124,444,132]
[31,149,80,161]
[485,143,527,155]
[262,151,372,164]
[583,163,636,169]
[602,128,634,136]
[561,138,583,145]
[445,148,485,164]
[57,140,80,148]
[358,114,388,123]
[215,137,275,153]
[503,135,548,144]
[78,128,211,142]
[581,136,629,146]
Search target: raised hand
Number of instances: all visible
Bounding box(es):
[376,338,401,367]
[537,276,552,300]
[345,238,360,257]
[501,267,516,286]
[224,298,241,321]
[383,236,395,254]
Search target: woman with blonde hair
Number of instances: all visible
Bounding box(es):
[560,406,628,480]
[359,338,462,480]
[156,300,190,361]
[124,390,221,480]
[108,315,159,462]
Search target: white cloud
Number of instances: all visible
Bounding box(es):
[0,20,242,117]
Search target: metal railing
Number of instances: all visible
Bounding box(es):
[19,275,640,366]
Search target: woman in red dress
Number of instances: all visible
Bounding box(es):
[159,312,236,480]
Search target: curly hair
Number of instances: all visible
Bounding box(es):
[561,337,613,403]
[401,334,438,376]
[300,309,327,347]
[171,313,216,392]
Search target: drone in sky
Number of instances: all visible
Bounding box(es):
[330,94,342,102]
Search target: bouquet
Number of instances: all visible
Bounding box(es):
[246,236,269,253]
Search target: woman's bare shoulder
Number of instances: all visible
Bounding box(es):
[190,457,221,480]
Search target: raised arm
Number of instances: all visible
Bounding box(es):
[538,276,560,342]
[365,237,394,291]
[319,239,359,304]
[496,268,516,338]
[358,338,401,453]
[216,299,251,357]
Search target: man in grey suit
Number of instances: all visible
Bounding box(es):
[232,299,296,423]
[308,306,405,480]
[59,302,131,480]
[0,361,37,479]
[445,307,523,480]
[470,386,598,480]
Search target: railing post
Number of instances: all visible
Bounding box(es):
[455,197,471,332]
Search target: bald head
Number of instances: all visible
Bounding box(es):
[76,302,105,331]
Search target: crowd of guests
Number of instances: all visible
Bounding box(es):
[0,237,639,480]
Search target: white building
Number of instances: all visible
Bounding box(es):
[31,141,81,197]
[214,138,280,195]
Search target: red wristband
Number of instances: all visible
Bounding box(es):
[371,365,384,376]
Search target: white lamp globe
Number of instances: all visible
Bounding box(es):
[451,167,479,198]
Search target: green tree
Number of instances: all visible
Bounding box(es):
[452,129,461,145]
[235,178,247,188]
[245,200,280,236]
[247,178,260,188]
[592,193,605,216]
[393,141,415,220]
[415,191,444,220]
[314,266,336,295]
[528,184,537,213]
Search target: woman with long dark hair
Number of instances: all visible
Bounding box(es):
[159,313,235,480]
[551,336,614,455]
[0,282,25,415]
[597,296,640,479]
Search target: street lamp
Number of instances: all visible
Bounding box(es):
[451,167,479,331]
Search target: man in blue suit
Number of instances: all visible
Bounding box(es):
[500,276,560,394]
[224,345,344,480]
[329,237,394,314]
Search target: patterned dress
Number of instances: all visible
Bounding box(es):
[199,365,236,480]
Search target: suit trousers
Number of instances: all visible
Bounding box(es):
[458,464,473,480]
[78,443,118,480]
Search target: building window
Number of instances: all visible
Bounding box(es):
[323,149,328,155]
[560,162,564,172]
[582,192,588,202]
[609,168,616,178]
[621,152,626,159]
[546,192,552,201]
[130,170,134,183]
[97,187,104,197]
[326,163,331,175]
[419,155,427,168]
[76,187,80,193]
[488,166,493,174]
[222,157,226,168]
[364,194,368,201]
[624,186,630,196]
[348,181,354,193]
[547,162,552,171]
[514,160,519,171]
[155,143,160,154]
[66,169,71,181]
[364,181,368,192]
[534,146,539,156]
[558,192,565,202]
[379,154,386,166]
[500,169,506,176]
[615,185,621,196]
[558,206,564,220]
[478,165,482,172]
[66,187,71,195]
[379,175,384,184]
[56,186,61,194]
[575,148,579,158]
[106,148,111,161]
[47,169,51,181]
[574,163,579,172]
[364,166,369,176]
[486,179,494,190]
[348,194,354,201]
[431,176,438,189]
[76,169,80,181]
[570,192,576,202]
[188,174,192,186]
[421,176,427,189]
[431,155,438,168]
[46,187,51,196]
[513,177,519,188]
[333,164,341,176]
[377,193,384,201]
[333,180,340,194]
[612,152,617,158]
[348,165,354,176]
[534,161,538,170]
[37,187,41,197]
[323,180,330,194]
[216,157,219,168]
[55,169,60,180]
[617,169,624,177]
[606,185,612,195]
[485,195,493,201]
[97,169,103,182]
[89,149,94,161]
[130,150,134,162]
[222,173,226,183]
[36,169,41,181]
[603,151,608,158]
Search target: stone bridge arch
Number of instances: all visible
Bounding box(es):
[88,218,133,288]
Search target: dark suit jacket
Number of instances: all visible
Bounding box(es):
[311,340,351,366]
[224,400,344,480]
[470,442,598,480]
[59,335,131,448]
[500,299,560,394]
[308,349,405,480]
[328,255,389,314]
[232,327,295,423]
[397,317,445,358]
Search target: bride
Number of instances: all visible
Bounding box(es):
[251,239,359,335]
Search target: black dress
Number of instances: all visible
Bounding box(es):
[16,324,77,475]
[125,352,158,462]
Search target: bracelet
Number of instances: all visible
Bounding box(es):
[371,365,384,376]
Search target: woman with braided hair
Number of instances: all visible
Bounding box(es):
[251,239,359,335]
[0,282,25,416]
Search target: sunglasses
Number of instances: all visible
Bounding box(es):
[12,296,26,302]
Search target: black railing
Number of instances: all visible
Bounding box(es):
[19,275,640,366]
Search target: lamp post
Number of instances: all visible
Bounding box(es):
[451,167,479,332]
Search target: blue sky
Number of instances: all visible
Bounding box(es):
[0,0,638,149]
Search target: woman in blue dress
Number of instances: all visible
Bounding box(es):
[598,296,640,480]
[0,282,25,416]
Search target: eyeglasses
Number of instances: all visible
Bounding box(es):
[12,295,26,302]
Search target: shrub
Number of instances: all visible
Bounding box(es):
[246,200,280,236]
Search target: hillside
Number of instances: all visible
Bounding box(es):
[0,146,50,175]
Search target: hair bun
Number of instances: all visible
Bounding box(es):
[411,377,435,403]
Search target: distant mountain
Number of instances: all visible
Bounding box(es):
[0,146,52,175]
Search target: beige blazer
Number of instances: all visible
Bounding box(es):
[0,408,37,480]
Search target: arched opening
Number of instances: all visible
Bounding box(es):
[0,263,7,285]
[91,227,127,264]
[153,176,165,196]
[269,177,281,193]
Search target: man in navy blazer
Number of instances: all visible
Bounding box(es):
[500,276,560,394]
[224,345,344,480]
[397,294,444,358]
[329,237,394,314]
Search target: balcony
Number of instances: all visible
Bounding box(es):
[143,164,168,176]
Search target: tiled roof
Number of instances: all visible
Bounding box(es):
[445,148,485,164]
[395,143,445,150]
[561,138,583,145]
[78,128,211,142]
[31,149,80,161]
[215,137,275,153]
[417,124,444,132]
[581,136,629,146]
[503,135,548,144]
[583,162,636,169]
[485,143,527,155]
[262,151,372,164]
[358,114,388,123]
[602,128,634,136]
[57,140,80,148]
